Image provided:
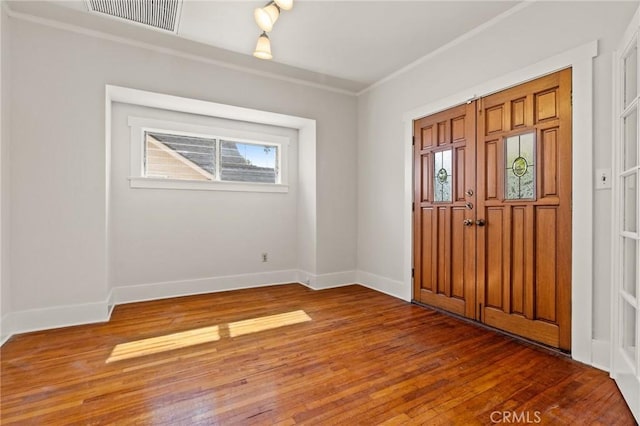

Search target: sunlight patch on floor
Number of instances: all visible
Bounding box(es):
[228,310,312,337]
[107,325,221,363]
[106,310,312,363]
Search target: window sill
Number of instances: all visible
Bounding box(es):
[129,177,289,193]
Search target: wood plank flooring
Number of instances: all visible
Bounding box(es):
[1,284,635,425]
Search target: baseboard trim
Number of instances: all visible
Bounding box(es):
[3,300,110,339]
[298,270,357,290]
[356,270,408,301]
[0,315,10,346]
[112,269,299,305]
[591,339,611,372]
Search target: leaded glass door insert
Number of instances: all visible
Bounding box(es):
[505,132,536,200]
[434,149,453,202]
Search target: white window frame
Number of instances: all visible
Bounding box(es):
[128,116,289,193]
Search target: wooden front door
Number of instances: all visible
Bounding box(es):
[413,69,572,351]
[413,103,477,318]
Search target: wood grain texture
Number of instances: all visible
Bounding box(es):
[414,102,476,319]
[1,284,634,425]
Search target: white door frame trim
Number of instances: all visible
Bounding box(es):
[402,40,598,366]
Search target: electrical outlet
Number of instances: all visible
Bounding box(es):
[595,168,612,190]
[262,253,268,262]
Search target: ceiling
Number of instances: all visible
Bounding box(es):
[8,1,521,93]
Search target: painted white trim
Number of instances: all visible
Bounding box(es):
[128,177,289,193]
[358,2,533,96]
[3,301,110,337]
[6,8,358,96]
[592,339,612,372]
[112,270,299,305]
[0,0,5,343]
[299,270,357,290]
[108,85,315,128]
[356,270,408,301]
[403,40,598,366]
[0,315,9,346]
[107,287,116,318]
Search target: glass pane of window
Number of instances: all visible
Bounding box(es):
[624,109,638,170]
[625,43,637,109]
[623,238,637,298]
[623,300,637,366]
[145,132,215,181]
[220,141,278,183]
[624,173,637,233]
[505,132,536,200]
[433,149,452,202]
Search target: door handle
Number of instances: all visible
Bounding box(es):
[463,219,474,227]
[475,219,485,227]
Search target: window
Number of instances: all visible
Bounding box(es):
[128,117,289,192]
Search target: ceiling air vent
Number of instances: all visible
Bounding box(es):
[87,0,182,33]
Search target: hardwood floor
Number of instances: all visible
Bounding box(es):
[1,284,635,425]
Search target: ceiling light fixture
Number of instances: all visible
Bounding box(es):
[252,0,293,60]
[253,32,273,60]
[254,2,280,33]
[273,0,293,11]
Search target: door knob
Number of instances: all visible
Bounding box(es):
[475,219,485,227]
[463,219,473,227]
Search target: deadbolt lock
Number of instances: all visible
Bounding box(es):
[465,202,473,210]
[465,189,474,196]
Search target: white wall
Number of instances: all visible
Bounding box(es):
[1,4,11,343]
[110,103,299,288]
[6,15,357,333]
[357,2,636,348]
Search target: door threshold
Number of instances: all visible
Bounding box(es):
[411,300,571,358]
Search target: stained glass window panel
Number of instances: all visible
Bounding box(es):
[505,132,536,200]
[433,149,452,202]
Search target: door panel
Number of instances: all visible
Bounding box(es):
[413,69,572,351]
[477,68,572,351]
[414,103,477,318]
